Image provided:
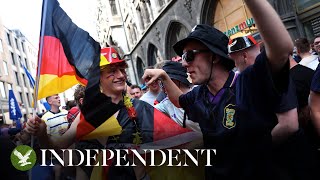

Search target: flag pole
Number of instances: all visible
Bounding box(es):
[29,0,48,179]
[34,0,48,112]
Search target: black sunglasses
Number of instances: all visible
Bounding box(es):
[181,50,211,63]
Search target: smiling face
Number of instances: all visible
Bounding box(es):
[100,62,128,96]
[181,40,213,85]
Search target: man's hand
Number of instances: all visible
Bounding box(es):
[142,69,167,85]
[25,116,47,137]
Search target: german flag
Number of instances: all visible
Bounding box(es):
[37,0,100,100]
[77,91,199,148]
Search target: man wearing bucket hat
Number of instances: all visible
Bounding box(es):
[143,0,297,179]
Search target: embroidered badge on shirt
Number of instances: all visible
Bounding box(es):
[223,104,236,129]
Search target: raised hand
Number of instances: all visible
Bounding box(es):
[142,69,166,86]
[25,116,47,137]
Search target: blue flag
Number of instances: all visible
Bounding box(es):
[20,61,35,88]
[9,90,23,129]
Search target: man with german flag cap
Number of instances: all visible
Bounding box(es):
[25,47,198,180]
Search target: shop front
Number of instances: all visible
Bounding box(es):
[212,0,259,40]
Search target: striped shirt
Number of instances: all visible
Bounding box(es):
[42,110,69,137]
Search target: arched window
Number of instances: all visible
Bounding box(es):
[147,44,161,66]
[136,57,145,80]
[166,22,188,59]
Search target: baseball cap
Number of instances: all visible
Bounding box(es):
[228,35,258,53]
[173,24,234,70]
[162,61,191,87]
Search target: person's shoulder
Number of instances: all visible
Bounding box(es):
[41,111,52,120]
[187,85,202,93]
[140,91,150,99]
[60,109,69,114]
[295,64,315,73]
[68,106,79,113]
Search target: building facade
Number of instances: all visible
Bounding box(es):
[97,0,320,83]
[0,18,39,124]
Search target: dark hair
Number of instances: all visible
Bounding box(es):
[45,96,51,102]
[313,36,320,42]
[74,84,85,107]
[66,100,77,110]
[126,80,132,86]
[219,56,234,71]
[130,85,141,90]
[295,38,311,54]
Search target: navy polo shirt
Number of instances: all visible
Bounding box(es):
[179,51,296,179]
[311,63,320,93]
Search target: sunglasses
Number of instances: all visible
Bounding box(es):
[182,50,210,63]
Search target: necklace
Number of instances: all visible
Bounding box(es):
[123,94,142,145]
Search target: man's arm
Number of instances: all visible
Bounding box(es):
[272,109,299,143]
[310,91,320,137]
[25,115,78,150]
[143,69,183,107]
[245,0,293,72]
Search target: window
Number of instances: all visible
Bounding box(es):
[15,71,20,85]
[3,62,8,75]
[18,55,21,63]
[11,52,16,65]
[136,57,145,79]
[147,44,161,66]
[26,92,31,106]
[15,38,19,49]
[6,33,11,46]
[295,0,320,13]
[8,84,12,90]
[19,92,24,106]
[0,82,6,98]
[24,58,28,69]
[21,42,25,52]
[110,0,118,15]
[0,39,3,52]
[166,22,188,59]
[158,0,165,7]
[22,74,27,86]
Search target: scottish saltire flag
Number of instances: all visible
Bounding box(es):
[9,90,22,129]
[20,62,35,88]
[37,0,100,100]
